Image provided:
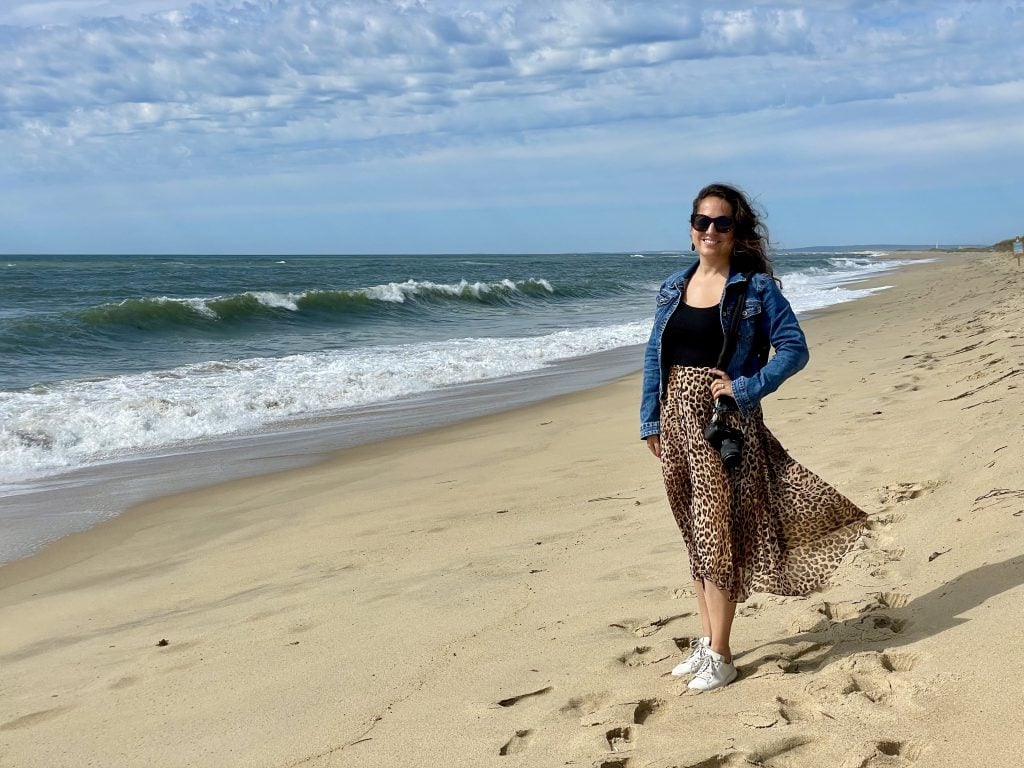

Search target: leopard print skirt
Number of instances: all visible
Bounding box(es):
[660,365,866,603]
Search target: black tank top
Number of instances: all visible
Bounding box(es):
[662,303,723,368]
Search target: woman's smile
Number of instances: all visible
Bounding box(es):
[692,196,735,259]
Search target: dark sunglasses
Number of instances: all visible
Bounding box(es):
[690,214,735,233]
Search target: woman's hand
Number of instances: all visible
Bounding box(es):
[646,434,662,459]
[709,369,734,400]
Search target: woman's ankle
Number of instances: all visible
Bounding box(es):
[709,644,732,663]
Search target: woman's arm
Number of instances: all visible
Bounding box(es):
[730,277,809,413]
[640,316,663,439]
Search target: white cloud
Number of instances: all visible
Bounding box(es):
[0,1,181,26]
[0,0,1022,251]
[1,0,1018,183]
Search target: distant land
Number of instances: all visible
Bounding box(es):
[783,243,985,253]
[993,235,1024,252]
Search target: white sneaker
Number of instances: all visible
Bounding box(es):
[670,636,710,677]
[687,648,737,691]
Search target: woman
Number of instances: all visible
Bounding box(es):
[640,183,866,692]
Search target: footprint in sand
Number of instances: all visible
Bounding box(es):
[498,729,533,755]
[736,692,831,728]
[865,511,907,531]
[108,675,137,690]
[878,481,939,505]
[617,645,671,668]
[693,730,924,767]
[560,692,610,724]
[567,699,662,765]
[762,641,830,675]
[571,698,659,729]
[803,651,917,707]
[808,592,912,638]
[604,725,634,752]
[872,592,910,610]
[737,601,764,618]
[860,739,927,765]
[737,709,782,729]
[881,546,905,562]
[789,598,871,634]
[850,545,905,578]
[877,651,918,672]
[631,698,663,725]
[816,600,868,622]
[795,591,911,633]
[889,377,922,394]
[609,612,693,638]
[858,613,909,639]
[672,634,711,655]
[906,352,938,371]
[774,696,822,724]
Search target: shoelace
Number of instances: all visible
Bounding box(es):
[683,639,707,666]
[692,652,721,682]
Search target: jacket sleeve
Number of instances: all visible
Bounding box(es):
[640,316,662,439]
[730,276,809,414]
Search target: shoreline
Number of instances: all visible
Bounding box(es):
[0,343,644,566]
[6,249,1023,767]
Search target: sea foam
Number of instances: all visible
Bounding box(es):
[783,257,926,314]
[0,322,647,482]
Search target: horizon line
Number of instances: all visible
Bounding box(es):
[1,243,991,258]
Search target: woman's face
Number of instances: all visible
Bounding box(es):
[692,195,735,261]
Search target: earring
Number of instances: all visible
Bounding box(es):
[690,241,695,251]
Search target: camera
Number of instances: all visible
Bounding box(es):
[704,397,744,471]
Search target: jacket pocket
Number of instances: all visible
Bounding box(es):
[738,298,763,341]
[655,288,677,306]
[741,298,762,319]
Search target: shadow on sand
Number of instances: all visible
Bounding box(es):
[738,554,1024,671]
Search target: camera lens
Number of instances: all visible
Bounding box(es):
[720,438,743,470]
[704,406,744,471]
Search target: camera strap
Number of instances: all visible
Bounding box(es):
[714,272,753,371]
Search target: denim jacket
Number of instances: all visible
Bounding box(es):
[640,261,809,439]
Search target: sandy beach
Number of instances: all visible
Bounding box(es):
[2,250,1022,767]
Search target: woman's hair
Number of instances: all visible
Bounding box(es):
[692,182,774,278]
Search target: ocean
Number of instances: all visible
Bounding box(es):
[0,249,923,563]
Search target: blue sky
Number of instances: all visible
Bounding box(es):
[2,0,1022,254]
